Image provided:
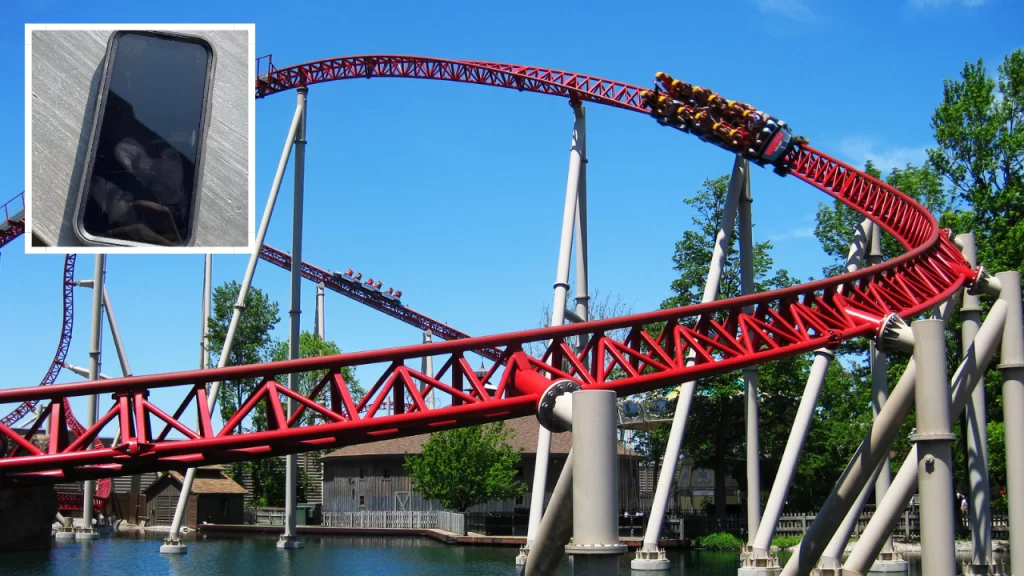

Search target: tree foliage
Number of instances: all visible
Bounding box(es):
[404,421,527,512]
[208,281,281,435]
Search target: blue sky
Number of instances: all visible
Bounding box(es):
[1,0,1021,434]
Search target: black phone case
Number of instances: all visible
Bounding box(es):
[72,30,217,248]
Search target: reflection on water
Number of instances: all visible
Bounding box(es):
[0,534,980,576]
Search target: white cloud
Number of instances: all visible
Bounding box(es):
[836,136,929,175]
[910,0,985,8]
[768,227,817,243]
[755,0,819,22]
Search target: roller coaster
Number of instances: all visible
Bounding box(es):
[3,54,1014,576]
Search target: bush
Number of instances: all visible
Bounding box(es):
[697,531,744,551]
[772,535,802,549]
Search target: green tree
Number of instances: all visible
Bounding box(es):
[404,421,527,512]
[208,280,281,435]
[929,49,1024,276]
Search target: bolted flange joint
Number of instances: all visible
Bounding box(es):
[536,379,581,433]
[969,265,1002,297]
[876,313,914,354]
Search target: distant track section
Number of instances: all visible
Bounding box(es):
[259,245,503,361]
[0,192,25,249]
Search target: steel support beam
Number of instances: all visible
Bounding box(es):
[520,101,586,567]
[314,282,325,340]
[633,155,746,572]
[911,318,957,576]
[958,234,1000,575]
[279,86,308,550]
[998,271,1024,574]
[78,254,105,540]
[738,165,762,549]
[422,330,435,410]
[163,82,306,555]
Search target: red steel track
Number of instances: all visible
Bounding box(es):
[0,192,25,249]
[0,56,974,486]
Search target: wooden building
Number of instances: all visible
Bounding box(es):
[321,416,647,514]
[144,465,247,528]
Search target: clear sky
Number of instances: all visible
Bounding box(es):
[1,0,1021,434]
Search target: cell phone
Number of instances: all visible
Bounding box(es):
[72,30,216,247]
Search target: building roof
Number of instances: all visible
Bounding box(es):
[145,465,248,495]
[322,416,635,460]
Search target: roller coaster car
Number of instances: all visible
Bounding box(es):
[336,269,360,283]
[364,278,381,292]
[381,287,400,302]
[750,123,804,175]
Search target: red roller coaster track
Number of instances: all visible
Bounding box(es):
[0,55,973,487]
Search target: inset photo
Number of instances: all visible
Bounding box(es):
[25,24,255,253]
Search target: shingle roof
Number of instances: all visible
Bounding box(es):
[322,416,636,460]
[146,465,248,495]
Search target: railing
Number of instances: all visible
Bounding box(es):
[1,192,24,227]
[437,511,466,535]
[322,510,467,536]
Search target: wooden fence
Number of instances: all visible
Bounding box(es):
[323,510,467,536]
[760,511,1010,540]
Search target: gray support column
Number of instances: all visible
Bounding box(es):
[78,254,106,540]
[911,319,957,576]
[202,255,212,369]
[998,271,1024,574]
[422,330,435,410]
[567,390,627,575]
[519,101,586,568]
[162,79,306,555]
[101,283,142,522]
[738,167,762,549]
[278,86,307,551]
[633,155,746,572]
[314,282,325,340]
[959,234,998,574]
[867,223,906,572]
[842,296,1008,576]
[573,145,589,356]
[750,350,834,554]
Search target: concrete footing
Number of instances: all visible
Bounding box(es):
[870,559,910,572]
[54,530,76,541]
[959,562,1006,576]
[631,547,670,571]
[739,568,782,576]
[739,547,781,576]
[160,537,187,554]
[75,529,100,540]
[276,535,304,549]
[515,546,528,566]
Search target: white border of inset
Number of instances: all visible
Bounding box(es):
[24,23,257,255]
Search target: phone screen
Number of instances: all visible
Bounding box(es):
[80,32,212,246]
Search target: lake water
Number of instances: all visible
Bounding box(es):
[0,534,946,575]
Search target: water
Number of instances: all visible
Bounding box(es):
[3,534,940,575]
